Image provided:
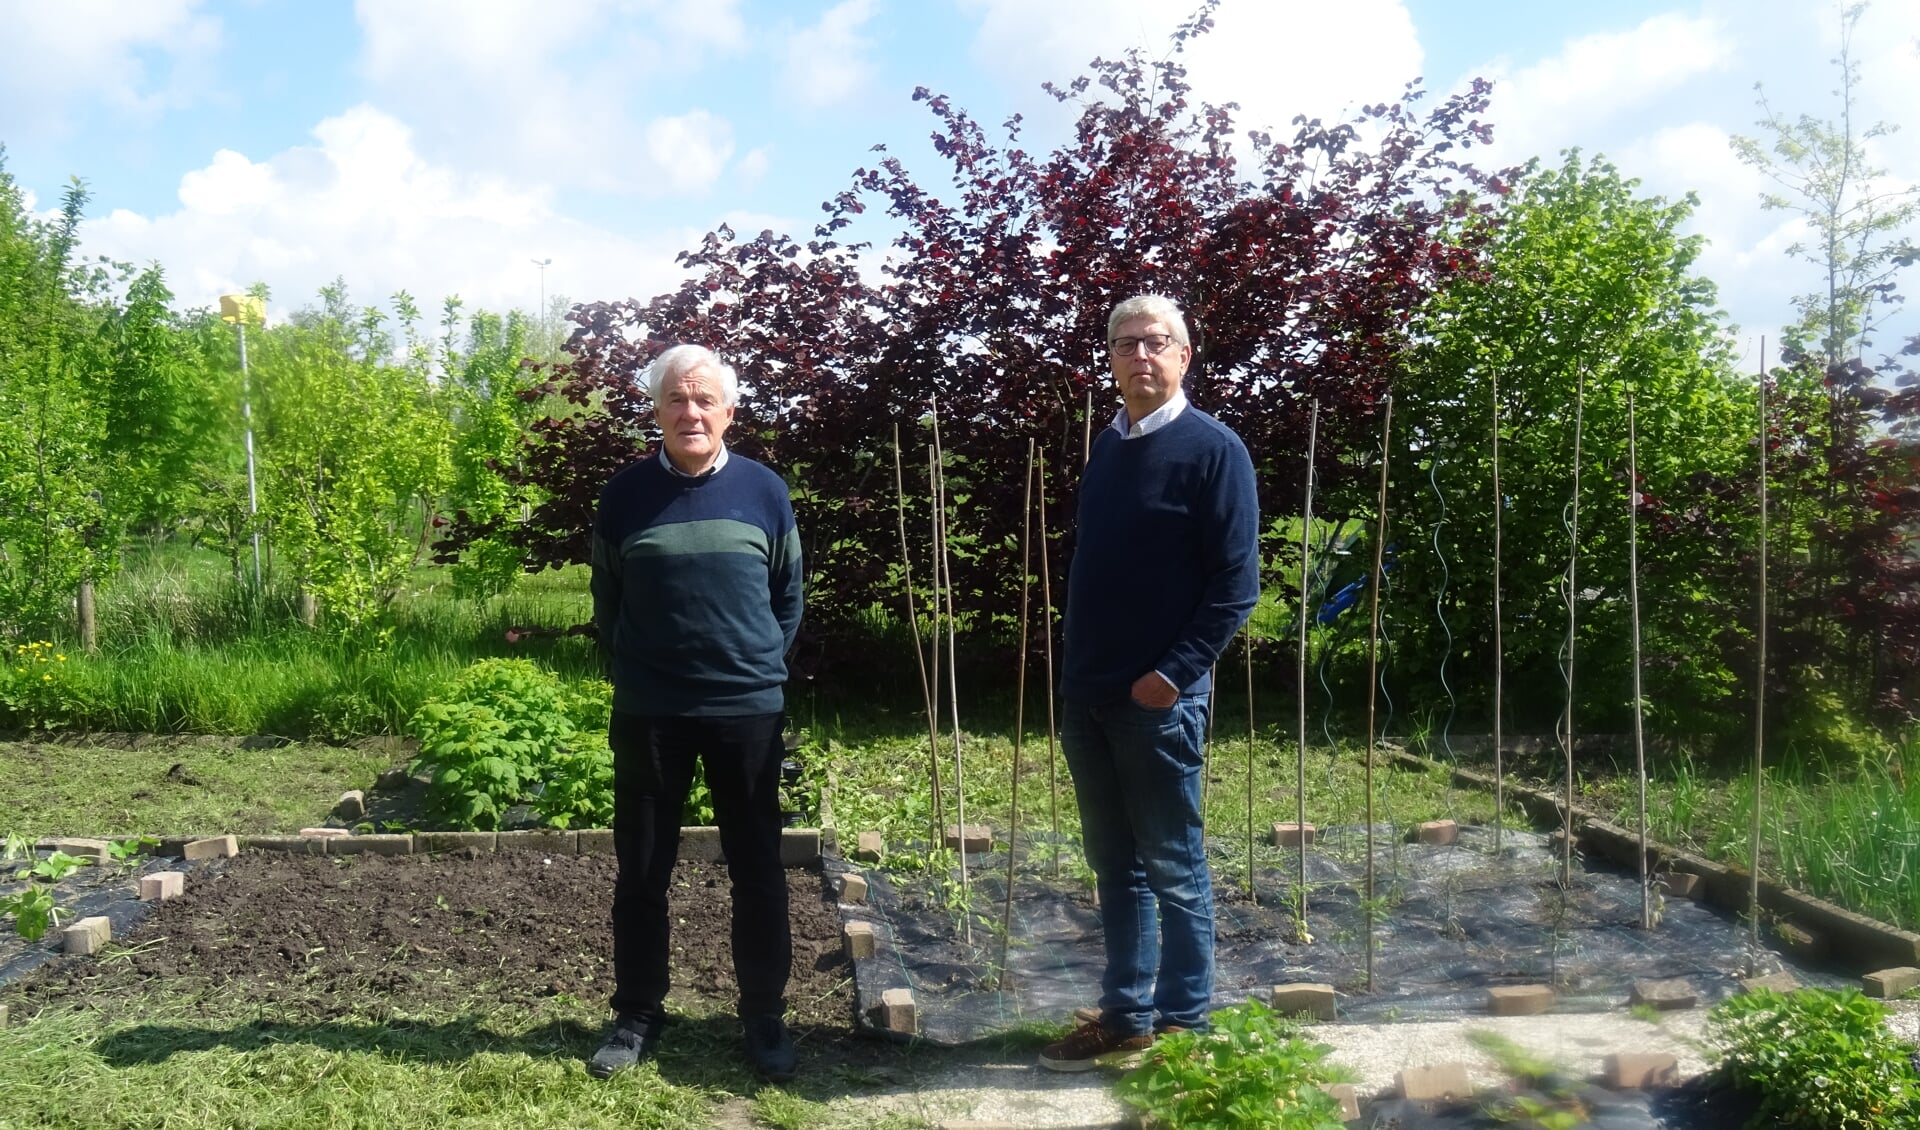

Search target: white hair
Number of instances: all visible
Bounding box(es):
[1107,294,1191,348]
[646,344,739,406]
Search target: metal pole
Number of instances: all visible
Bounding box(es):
[1245,626,1256,904]
[1628,395,1650,929]
[1752,341,1768,944]
[238,320,261,592]
[1295,399,1319,930]
[1364,394,1393,994]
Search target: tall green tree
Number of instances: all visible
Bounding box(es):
[1392,152,1752,735]
[252,280,452,638]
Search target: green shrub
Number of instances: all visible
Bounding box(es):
[1707,987,1920,1129]
[0,640,89,729]
[1115,1000,1352,1129]
[409,659,581,830]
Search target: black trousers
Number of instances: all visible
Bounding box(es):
[608,709,791,1018]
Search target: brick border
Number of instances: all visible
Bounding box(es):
[1395,751,1920,971]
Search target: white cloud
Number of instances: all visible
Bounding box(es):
[960,0,1423,139]
[1471,13,1732,171]
[782,0,879,109]
[0,0,220,136]
[351,0,749,196]
[77,105,701,322]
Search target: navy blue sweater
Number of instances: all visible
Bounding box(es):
[591,453,803,717]
[1061,408,1260,703]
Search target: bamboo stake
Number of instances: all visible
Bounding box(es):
[1296,399,1319,928]
[999,440,1036,983]
[1245,626,1256,904]
[1561,369,1585,889]
[1364,394,1393,994]
[927,446,945,841]
[1038,449,1061,878]
[1752,340,1768,944]
[1202,668,1217,824]
[895,425,945,850]
[1084,387,1094,467]
[930,404,972,945]
[1491,371,1505,854]
[1628,396,1650,929]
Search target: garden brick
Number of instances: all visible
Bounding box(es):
[1487,985,1554,1015]
[943,824,992,853]
[780,827,821,866]
[1740,971,1801,994]
[575,829,613,855]
[37,837,109,865]
[873,987,915,1033]
[63,915,110,955]
[375,767,411,791]
[298,827,351,838]
[1411,819,1457,845]
[1658,872,1702,899]
[0,1004,7,1028]
[239,835,327,855]
[416,831,496,854]
[844,920,877,960]
[840,873,869,905]
[1775,921,1825,961]
[326,834,413,856]
[1268,822,1316,847]
[1863,966,1920,998]
[1605,1053,1679,1089]
[1631,978,1698,1011]
[1269,982,1337,1021]
[852,831,884,863]
[139,871,184,901]
[1320,1083,1360,1121]
[183,835,239,861]
[497,830,575,855]
[677,826,724,862]
[1398,1063,1472,1101]
[335,790,366,820]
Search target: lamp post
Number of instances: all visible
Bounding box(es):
[531,258,552,354]
[219,293,266,592]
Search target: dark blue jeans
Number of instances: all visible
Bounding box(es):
[1061,693,1214,1035]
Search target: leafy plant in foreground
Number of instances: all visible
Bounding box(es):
[1115,999,1352,1129]
[1706,986,1920,1128]
[0,885,59,941]
[410,659,575,829]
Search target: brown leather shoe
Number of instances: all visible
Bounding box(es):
[1038,1020,1153,1073]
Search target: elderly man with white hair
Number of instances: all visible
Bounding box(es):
[588,343,804,1081]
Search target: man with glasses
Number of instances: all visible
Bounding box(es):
[1039,294,1259,1071]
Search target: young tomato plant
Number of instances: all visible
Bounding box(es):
[1116,999,1354,1130]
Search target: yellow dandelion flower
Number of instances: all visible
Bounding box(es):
[43,673,52,681]
[56,655,65,662]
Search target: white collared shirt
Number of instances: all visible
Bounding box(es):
[659,444,730,478]
[1111,391,1189,440]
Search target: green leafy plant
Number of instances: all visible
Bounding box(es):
[1706,987,1920,1129]
[0,885,60,941]
[0,640,87,729]
[16,850,92,883]
[410,659,577,829]
[106,836,156,864]
[1,830,31,863]
[1115,999,1353,1129]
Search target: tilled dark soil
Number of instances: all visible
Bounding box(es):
[3,850,853,1030]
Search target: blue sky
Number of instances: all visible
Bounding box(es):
[3,0,1917,366]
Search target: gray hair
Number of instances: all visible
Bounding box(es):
[1107,294,1191,348]
[645,344,739,406]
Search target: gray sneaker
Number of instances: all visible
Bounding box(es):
[588,1012,664,1078]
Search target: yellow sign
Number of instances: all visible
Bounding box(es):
[219,294,265,325]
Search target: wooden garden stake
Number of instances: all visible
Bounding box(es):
[894,424,944,849]
[1295,399,1318,927]
[1364,394,1393,994]
[999,440,1035,983]
[1628,395,1650,929]
[1037,449,1061,878]
[1491,370,1505,854]
[1751,341,1768,945]
[1561,368,1585,890]
[930,403,972,945]
[1245,625,1256,904]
